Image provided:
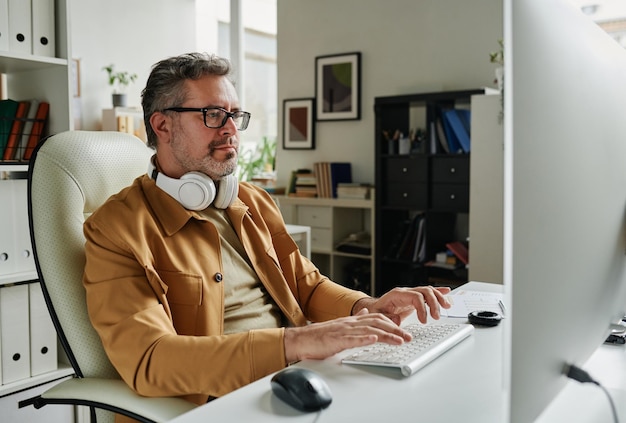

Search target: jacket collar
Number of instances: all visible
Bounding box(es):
[140,175,248,236]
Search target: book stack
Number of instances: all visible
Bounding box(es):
[291,169,318,197]
[336,183,371,200]
[0,98,50,161]
[314,162,352,198]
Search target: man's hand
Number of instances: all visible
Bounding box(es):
[352,286,452,325]
[284,310,410,363]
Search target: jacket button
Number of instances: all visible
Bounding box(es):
[214,273,223,282]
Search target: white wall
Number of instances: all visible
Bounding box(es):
[276,0,503,187]
[70,0,218,131]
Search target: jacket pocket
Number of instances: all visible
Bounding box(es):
[150,268,203,335]
[156,269,203,306]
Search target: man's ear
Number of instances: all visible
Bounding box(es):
[150,112,172,144]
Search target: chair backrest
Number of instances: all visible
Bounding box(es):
[28,130,153,381]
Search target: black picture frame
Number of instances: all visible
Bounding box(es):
[315,52,361,121]
[283,98,315,150]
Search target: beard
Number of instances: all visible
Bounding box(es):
[169,126,238,180]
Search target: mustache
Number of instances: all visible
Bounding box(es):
[209,137,237,152]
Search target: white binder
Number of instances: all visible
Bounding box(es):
[31,0,55,57]
[0,180,17,276]
[0,0,9,52]
[7,0,32,54]
[29,282,57,376]
[13,179,36,273]
[0,284,31,384]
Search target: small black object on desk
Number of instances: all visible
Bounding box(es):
[468,310,502,327]
[270,367,333,412]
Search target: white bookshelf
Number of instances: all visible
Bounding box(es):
[0,0,76,420]
[276,195,376,296]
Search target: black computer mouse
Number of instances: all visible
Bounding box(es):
[270,367,332,412]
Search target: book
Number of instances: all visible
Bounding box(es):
[397,214,424,261]
[441,109,462,153]
[435,118,450,154]
[329,162,352,198]
[22,101,50,160]
[311,162,324,198]
[2,100,30,160]
[321,162,331,198]
[313,162,334,198]
[456,109,471,134]
[18,99,40,159]
[0,98,19,157]
[443,109,471,153]
[286,170,297,195]
[445,241,469,265]
[411,216,426,262]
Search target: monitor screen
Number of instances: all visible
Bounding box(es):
[503,0,626,421]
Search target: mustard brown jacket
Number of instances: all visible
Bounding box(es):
[83,175,368,406]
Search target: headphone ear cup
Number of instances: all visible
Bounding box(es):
[177,172,217,210]
[213,174,239,209]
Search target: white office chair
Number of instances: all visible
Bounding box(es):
[23,131,197,423]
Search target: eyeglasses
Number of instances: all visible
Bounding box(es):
[163,106,251,131]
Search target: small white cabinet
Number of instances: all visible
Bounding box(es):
[276,195,375,295]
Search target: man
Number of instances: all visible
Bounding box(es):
[83,52,451,415]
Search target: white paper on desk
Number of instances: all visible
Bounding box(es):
[443,290,505,318]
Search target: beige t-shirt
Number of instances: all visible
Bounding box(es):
[199,206,283,334]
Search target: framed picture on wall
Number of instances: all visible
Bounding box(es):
[315,52,361,121]
[283,98,316,150]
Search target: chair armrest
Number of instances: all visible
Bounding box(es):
[39,377,197,423]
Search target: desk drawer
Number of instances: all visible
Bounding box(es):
[431,156,469,184]
[384,183,428,208]
[311,228,332,251]
[297,206,332,228]
[431,183,469,211]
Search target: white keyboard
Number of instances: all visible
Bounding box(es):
[341,323,474,377]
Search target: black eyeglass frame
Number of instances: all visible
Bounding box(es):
[162,106,251,130]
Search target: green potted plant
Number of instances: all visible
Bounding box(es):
[489,39,504,90]
[237,136,277,183]
[103,64,138,107]
[489,39,505,123]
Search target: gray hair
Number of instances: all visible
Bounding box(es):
[141,52,234,148]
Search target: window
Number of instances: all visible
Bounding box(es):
[215,0,277,147]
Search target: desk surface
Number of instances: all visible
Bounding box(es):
[167,281,626,423]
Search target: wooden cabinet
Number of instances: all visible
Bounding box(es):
[374,89,488,295]
[276,195,375,296]
[0,0,76,420]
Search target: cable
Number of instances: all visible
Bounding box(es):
[563,363,619,423]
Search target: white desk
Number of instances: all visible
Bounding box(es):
[286,224,311,260]
[167,281,626,423]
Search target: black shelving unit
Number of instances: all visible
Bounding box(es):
[374,89,486,295]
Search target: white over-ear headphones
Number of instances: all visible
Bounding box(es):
[147,156,238,210]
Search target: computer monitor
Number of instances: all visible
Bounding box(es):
[503,0,626,421]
